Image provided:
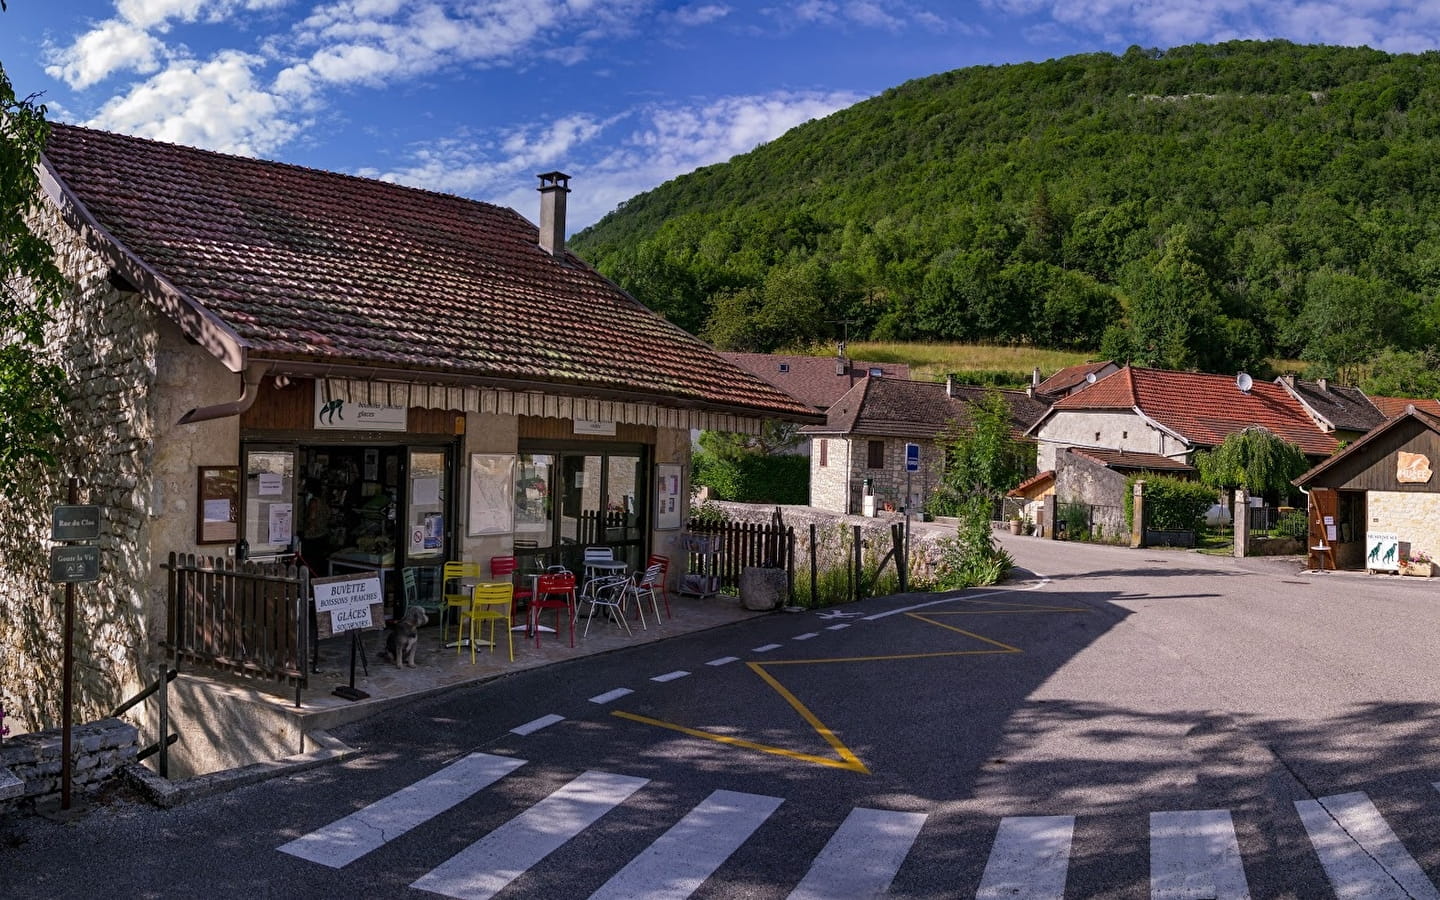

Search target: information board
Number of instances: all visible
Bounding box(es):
[51,505,101,542]
[50,546,100,583]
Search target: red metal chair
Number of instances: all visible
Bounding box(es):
[489,555,533,618]
[646,554,672,619]
[531,571,576,649]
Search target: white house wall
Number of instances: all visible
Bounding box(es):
[1035,410,1180,470]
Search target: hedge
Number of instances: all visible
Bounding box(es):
[694,454,809,504]
[1124,474,1215,532]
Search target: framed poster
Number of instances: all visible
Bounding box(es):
[197,465,240,544]
[654,463,683,531]
[468,453,516,536]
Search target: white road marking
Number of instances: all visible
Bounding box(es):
[278,752,526,868]
[824,624,851,631]
[787,807,927,900]
[1150,809,1251,899]
[975,815,1074,900]
[792,632,819,641]
[588,789,784,900]
[651,670,690,682]
[412,769,648,900]
[752,643,782,652]
[588,688,634,704]
[510,714,564,736]
[1296,791,1440,899]
[706,656,741,666]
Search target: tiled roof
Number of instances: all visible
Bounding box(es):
[720,353,909,410]
[1008,470,1055,498]
[1069,447,1194,472]
[1035,361,1116,395]
[41,124,818,422]
[1050,366,1338,456]
[1368,396,1440,419]
[1276,377,1385,433]
[801,378,1051,439]
[1296,407,1440,487]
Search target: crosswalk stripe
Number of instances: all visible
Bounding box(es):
[787,807,928,900]
[588,789,785,900]
[411,769,649,900]
[278,752,527,869]
[651,670,690,682]
[793,632,819,641]
[825,624,851,630]
[976,815,1074,900]
[706,656,740,666]
[511,714,564,736]
[1295,792,1440,900]
[589,688,633,704]
[753,643,783,652]
[1150,809,1250,899]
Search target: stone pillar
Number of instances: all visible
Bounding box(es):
[1233,488,1249,558]
[1044,494,1059,540]
[1131,480,1146,548]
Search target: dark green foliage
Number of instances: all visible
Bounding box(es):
[946,370,1035,389]
[1194,427,1310,499]
[1124,474,1216,532]
[693,453,809,504]
[934,493,1014,589]
[1,56,67,488]
[1276,509,1310,540]
[936,389,1036,501]
[573,42,1440,370]
[1058,500,1094,541]
[1360,349,1440,398]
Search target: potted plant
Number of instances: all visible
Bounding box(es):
[1402,550,1434,577]
[1009,517,1023,535]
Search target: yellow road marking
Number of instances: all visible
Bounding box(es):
[611,595,1087,773]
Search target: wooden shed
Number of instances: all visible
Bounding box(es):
[1293,408,1440,572]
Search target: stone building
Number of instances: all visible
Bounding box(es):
[803,377,1050,516]
[1,124,818,734]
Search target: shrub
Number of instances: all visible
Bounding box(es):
[690,501,730,527]
[693,454,809,504]
[1275,509,1309,540]
[1124,474,1214,532]
[933,493,1014,590]
[1058,500,1092,540]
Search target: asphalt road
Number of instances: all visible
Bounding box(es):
[7,535,1440,898]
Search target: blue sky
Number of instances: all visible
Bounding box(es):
[3,1,1439,232]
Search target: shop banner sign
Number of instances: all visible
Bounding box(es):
[1366,531,1400,572]
[312,573,384,637]
[314,383,408,432]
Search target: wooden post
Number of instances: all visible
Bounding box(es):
[809,523,818,609]
[894,522,908,592]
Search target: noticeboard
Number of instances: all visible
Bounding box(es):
[50,546,100,583]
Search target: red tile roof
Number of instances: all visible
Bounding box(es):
[1368,396,1440,419]
[720,353,909,410]
[1035,361,1116,395]
[1008,470,1055,498]
[41,124,818,422]
[1050,366,1338,456]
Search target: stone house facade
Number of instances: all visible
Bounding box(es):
[1,124,819,737]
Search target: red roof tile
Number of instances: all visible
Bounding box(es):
[1368,396,1440,419]
[720,354,909,410]
[1008,470,1055,498]
[1035,361,1116,395]
[41,124,818,422]
[1051,366,1337,456]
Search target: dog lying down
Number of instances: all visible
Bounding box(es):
[380,606,429,668]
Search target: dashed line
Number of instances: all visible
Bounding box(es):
[793,632,819,641]
[511,714,564,736]
[825,624,851,630]
[651,670,690,682]
[589,688,634,705]
[752,643,782,652]
[706,656,740,666]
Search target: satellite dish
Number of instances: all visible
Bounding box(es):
[1086,372,1098,384]
[1236,372,1253,393]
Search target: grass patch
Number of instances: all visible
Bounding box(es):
[803,342,1097,383]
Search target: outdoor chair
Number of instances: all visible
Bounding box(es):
[460,582,515,663]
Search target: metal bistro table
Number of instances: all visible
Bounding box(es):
[445,578,499,649]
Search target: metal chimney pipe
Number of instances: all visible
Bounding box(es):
[537,171,570,256]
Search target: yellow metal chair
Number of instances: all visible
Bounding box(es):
[441,561,482,644]
[460,582,515,663]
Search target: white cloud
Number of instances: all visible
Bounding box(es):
[987,0,1440,53]
[85,51,303,157]
[672,4,731,26]
[45,20,166,89]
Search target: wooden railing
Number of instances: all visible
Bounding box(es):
[164,553,309,699]
[577,509,631,545]
[684,519,796,593]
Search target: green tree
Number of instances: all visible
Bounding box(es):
[936,389,1035,500]
[1286,269,1409,381]
[1194,427,1309,500]
[1361,348,1440,398]
[1121,225,1224,370]
[1,37,68,486]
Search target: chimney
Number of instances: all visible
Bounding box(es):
[946,374,956,398]
[537,171,570,256]
[1317,378,1328,392]
[1032,367,1041,387]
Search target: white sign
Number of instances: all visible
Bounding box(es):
[267,503,293,545]
[574,419,617,436]
[257,473,284,496]
[1366,531,1401,572]
[314,383,408,432]
[313,574,382,633]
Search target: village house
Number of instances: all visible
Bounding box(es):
[1,124,821,737]
[803,376,1050,516]
[720,352,909,412]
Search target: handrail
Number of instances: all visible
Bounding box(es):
[109,666,178,778]
[110,668,177,718]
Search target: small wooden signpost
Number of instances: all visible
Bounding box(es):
[311,572,384,701]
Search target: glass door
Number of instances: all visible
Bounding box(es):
[403,447,451,565]
[242,445,297,562]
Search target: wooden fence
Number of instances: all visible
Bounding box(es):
[164,553,310,699]
[683,519,796,594]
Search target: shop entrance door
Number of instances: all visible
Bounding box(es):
[552,447,646,571]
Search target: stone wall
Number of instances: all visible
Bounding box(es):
[0,200,164,734]
[1368,491,1440,559]
[809,437,850,513]
[0,718,138,812]
[1055,450,1129,540]
[810,436,939,516]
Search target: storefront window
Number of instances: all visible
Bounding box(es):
[405,449,447,560]
[244,449,295,559]
[514,453,555,559]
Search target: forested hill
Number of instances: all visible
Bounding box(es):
[570,41,1440,389]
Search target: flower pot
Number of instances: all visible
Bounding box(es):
[1402,561,1434,577]
[1009,520,1023,535]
